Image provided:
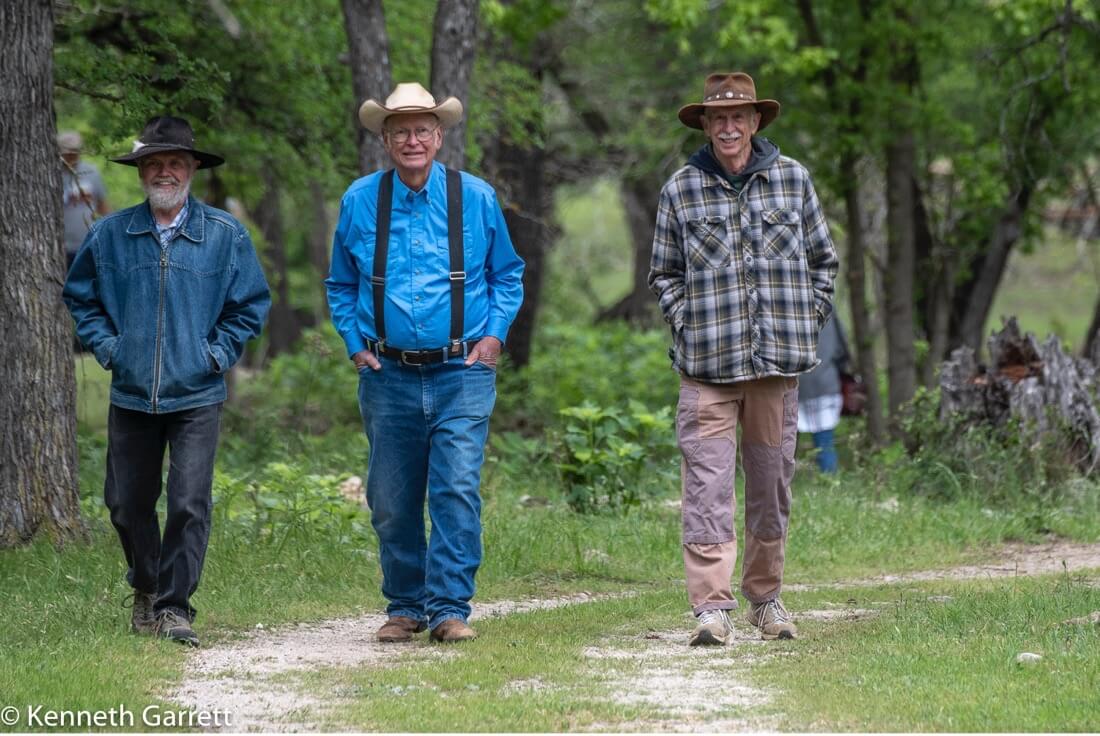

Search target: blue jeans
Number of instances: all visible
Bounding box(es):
[811,429,838,473]
[357,356,496,629]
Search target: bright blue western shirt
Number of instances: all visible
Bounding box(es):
[326,162,525,357]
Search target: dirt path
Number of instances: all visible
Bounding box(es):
[169,541,1100,732]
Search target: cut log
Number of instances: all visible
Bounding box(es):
[939,317,1100,475]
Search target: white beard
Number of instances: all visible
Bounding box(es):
[144,180,190,213]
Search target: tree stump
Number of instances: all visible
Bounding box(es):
[939,317,1100,475]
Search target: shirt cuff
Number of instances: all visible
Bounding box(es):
[343,331,368,358]
[484,318,511,346]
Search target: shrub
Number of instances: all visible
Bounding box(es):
[495,322,679,433]
[552,400,679,513]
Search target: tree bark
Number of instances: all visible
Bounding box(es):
[1084,294,1100,364]
[840,158,888,444]
[307,178,332,323]
[250,165,300,356]
[797,0,887,444]
[597,176,664,326]
[940,318,1100,475]
[0,0,84,546]
[951,184,1033,354]
[430,0,479,170]
[341,0,392,175]
[885,130,918,422]
[478,30,552,368]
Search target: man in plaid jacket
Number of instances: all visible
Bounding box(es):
[648,72,838,645]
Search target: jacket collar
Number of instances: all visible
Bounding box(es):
[125,195,205,243]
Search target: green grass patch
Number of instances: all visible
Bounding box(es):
[756,575,1100,731]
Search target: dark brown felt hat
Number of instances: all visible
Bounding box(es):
[677,72,780,131]
[111,116,224,169]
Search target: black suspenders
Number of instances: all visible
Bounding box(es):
[371,168,465,351]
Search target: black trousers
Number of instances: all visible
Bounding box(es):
[105,403,221,619]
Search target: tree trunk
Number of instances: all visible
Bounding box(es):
[250,165,300,356]
[478,29,551,368]
[796,0,886,443]
[940,318,1100,475]
[951,185,1033,354]
[885,131,918,422]
[307,178,332,323]
[0,0,84,547]
[597,176,664,326]
[1082,292,1100,364]
[341,0,392,175]
[430,0,479,170]
[841,157,888,444]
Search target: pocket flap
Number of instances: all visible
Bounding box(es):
[688,215,726,230]
[762,208,798,226]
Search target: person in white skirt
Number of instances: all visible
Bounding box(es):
[797,315,850,473]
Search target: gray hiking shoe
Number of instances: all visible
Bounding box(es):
[745,598,797,640]
[155,609,199,647]
[124,590,157,634]
[689,609,732,646]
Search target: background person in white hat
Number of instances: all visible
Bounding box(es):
[325,82,525,644]
[58,130,111,271]
[648,72,839,646]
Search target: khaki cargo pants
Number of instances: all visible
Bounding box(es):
[677,374,798,614]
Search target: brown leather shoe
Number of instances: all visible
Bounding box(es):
[376,616,427,643]
[430,618,478,643]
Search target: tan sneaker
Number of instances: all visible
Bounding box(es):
[155,609,199,647]
[430,618,478,643]
[745,598,797,640]
[124,590,157,634]
[377,616,427,643]
[689,609,732,646]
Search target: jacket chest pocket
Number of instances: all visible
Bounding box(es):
[684,216,731,269]
[761,208,801,260]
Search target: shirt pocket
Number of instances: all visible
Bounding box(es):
[684,215,731,270]
[761,208,802,260]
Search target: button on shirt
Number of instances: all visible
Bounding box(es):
[326,162,525,356]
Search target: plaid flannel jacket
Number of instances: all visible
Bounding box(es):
[648,154,839,382]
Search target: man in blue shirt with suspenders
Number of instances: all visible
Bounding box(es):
[326,83,524,643]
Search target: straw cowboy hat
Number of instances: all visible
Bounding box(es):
[358,82,464,134]
[677,72,781,132]
[110,116,225,169]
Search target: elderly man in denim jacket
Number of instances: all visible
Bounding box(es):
[649,73,838,645]
[64,116,271,647]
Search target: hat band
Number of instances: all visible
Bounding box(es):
[704,91,756,102]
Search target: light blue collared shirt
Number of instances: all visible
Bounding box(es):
[153,200,190,247]
[325,162,525,355]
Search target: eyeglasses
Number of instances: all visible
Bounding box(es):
[385,126,439,144]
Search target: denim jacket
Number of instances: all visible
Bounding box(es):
[64,196,271,413]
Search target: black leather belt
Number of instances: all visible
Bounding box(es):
[365,338,476,366]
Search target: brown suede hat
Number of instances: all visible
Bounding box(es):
[677,72,780,131]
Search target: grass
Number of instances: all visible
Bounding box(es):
[5,339,1098,730]
[755,576,1100,731]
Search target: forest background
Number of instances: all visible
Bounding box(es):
[1,0,1100,731]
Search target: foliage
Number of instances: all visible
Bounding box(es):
[495,322,678,433]
[227,323,361,436]
[212,461,369,552]
[849,385,1090,517]
[553,400,678,513]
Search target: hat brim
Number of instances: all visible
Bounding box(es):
[358,96,464,134]
[677,99,780,132]
[111,145,225,169]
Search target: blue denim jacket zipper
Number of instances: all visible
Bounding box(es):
[152,242,168,413]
